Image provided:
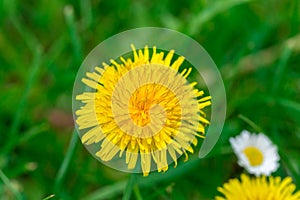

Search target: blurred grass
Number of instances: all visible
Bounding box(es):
[0,0,299,199]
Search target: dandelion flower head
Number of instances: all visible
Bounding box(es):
[74,45,211,176]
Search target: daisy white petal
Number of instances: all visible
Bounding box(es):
[229,130,280,176]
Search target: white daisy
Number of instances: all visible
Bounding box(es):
[229,130,280,176]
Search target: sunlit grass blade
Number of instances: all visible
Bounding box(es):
[42,194,55,200]
[278,98,300,113]
[0,169,23,200]
[238,114,264,133]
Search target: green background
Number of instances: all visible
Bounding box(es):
[0,0,299,199]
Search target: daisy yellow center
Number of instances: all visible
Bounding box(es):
[129,83,179,127]
[243,146,263,166]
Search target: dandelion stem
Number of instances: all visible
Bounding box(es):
[122,173,138,200]
[133,185,143,200]
[83,157,201,200]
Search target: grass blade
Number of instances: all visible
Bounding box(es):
[53,3,83,197]
[80,0,92,29]
[64,5,83,65]
[280,150,300,186]
[0,124,48,155]
[8,47,43,140]
[54,130,79,194]
[42,194,55,200]
[188,0,255,36]
[83,181,127,200]
[238,114,264,133]
[278,99,300,113]
[272,45,293,94]
[4,0,40,52]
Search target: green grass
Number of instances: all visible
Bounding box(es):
[0,0,300,199]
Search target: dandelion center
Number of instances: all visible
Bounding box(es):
[129,84,179,128]
[243,146,264,166]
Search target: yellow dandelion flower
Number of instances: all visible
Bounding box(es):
[75,45,211,176]
[215,174,300,200]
